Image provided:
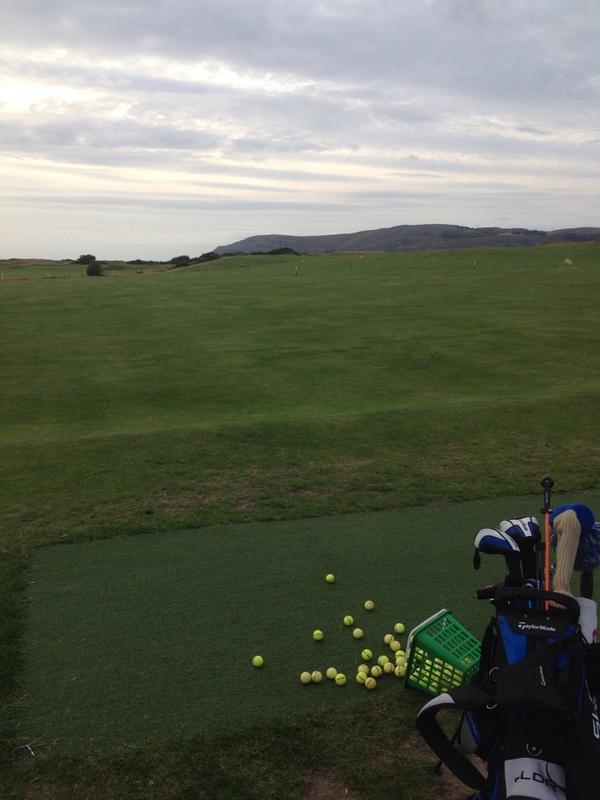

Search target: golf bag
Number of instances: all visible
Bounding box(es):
[416,587,600,800]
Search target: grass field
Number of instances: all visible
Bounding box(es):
[2,244,600,798]
[27,495,599,755]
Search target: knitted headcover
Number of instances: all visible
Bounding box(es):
[551,504,600,572]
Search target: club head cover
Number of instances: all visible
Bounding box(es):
[575,524,600,572]
[474,528,521,557]
[550,504,598,571]
[499,517,541,545]
[551,521,600,572]
[499,517,540,580]
[550,503,595,532]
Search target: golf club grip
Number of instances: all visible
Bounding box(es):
[540,475,554,511]
[494,586,581,617]
[476,583,501,599]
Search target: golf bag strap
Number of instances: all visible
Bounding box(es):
[416,685,489,791]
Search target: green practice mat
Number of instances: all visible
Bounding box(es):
[19,492,600,755]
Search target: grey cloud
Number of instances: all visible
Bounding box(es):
[3,0,600,110]
[229,134,329,154]
[2,192,346,213]
[1,58,225,97]
[0,118,221,152]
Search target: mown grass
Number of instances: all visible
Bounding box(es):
[2,244,600,798]
[17,499,558,755]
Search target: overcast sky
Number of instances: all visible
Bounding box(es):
[1,0,599,258]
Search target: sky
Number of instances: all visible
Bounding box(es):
[1,0,599,259]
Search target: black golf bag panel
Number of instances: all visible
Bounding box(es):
[416,588,600,800]
[584,641,600,695]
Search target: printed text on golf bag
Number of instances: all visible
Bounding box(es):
[416,588,600,800]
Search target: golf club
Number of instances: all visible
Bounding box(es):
[552,509,580,597]
[549,502,599,641]
[541,476,554,606]
[473,527,522,583]
[499,516,540,584]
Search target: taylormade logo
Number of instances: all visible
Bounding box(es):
[517,621,558,633]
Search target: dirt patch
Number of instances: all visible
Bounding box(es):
[399,734,486,800]
[304,771,358,800]
[289,487,330,498]
[151,488,219,511]
[233,496,258,509]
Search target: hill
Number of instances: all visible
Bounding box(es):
[215,223,600,255]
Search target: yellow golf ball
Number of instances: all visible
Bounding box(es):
[378,655,389,667]
[325,667,338,680]
[363,600,375,611]
[335,673,347,686]
[251,655,264,668]
[325,573,335,583]
[343,615,354,626]
[300,671,312,684]
[357,664,370,675]
[311,670,323,683]
[313,629,324,641]
[361,649,373,660]
[356,672,366,684]
[390,641,401,652]
[365,677,377,689]
[395,665,407,678]
[383,662,395,674]
[371,665,382,678]
[384,633,394,645]
[394,622,405,634]
[352,628,364,639]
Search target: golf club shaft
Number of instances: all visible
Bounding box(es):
[541,476,554,606]
[581,570,594,599]
[544,513,551,591]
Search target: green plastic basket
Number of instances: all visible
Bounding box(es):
[405,609,481,696]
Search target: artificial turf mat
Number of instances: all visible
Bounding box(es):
[19,491,600,756]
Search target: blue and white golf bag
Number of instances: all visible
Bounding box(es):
[416,587,600,800]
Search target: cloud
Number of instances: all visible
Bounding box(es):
[3,1,599,103]
[1,1,600,256]
[0,118,222,152]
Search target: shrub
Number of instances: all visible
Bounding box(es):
[192,252,221,263]
[86,261,104,276]
[76,254,97,264]
[268,247,300,255]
